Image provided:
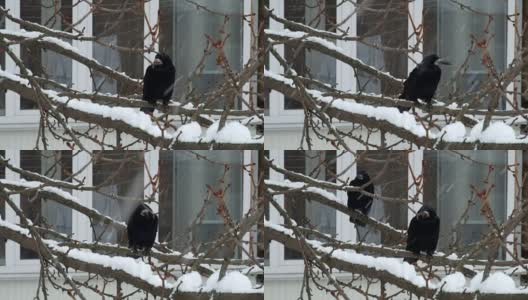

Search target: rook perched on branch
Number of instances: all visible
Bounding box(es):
[398,54,450,112]
[127,203,158,255]
[404,205,440,264]
[141,52,176,114]
[347,170,375,227]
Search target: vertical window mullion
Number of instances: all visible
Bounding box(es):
[408,0,423,75]
[72,1,93,94]
[4,1,20,118]
[506,0,516,110]
[4,149,19,268]
[241,150,253,260]
[268,150,284,268]
[408,150,423,223]
[241,1,254,110]
[144,0,158,73]
[144,150,159,244]
[72,150,93,243]
[268,0,285,117]
[336,1,356,94]
[506,150,517,260]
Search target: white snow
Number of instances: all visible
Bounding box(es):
[465,272,528,294]
[0,70,163,138]
[265,69,528,145]
[439,272,466,292]
[205,121,254,144]
[0,217,30,236]
[0,179,127,228]
[470,121,517,143]
[175,271,203,292]
[46,90,165,137]
[174,122,202,142]
[266,179,340,203]
[50,245,171,287]
[315,242,429,287]
[265,71,428,137]
[0,29,140,83]
[446,253,459,260]
[265,28,344,53]
[438,122,466,141]
[205,271,254,293]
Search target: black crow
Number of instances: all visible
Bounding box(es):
[347,170,374,227]
[141,52,176,114]
[404,205,440,264]
[127,203,158,255]
[398,54,450,112]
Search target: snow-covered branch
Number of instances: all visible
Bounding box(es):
[265,71,528,149]
[265,221,528,300]
[0,70,262,149]
[0,219,263,300]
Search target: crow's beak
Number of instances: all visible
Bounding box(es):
[436,58,451,65]
[153,58,162,66]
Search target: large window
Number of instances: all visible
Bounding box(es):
[92,0,143,95]
[356,0,407,95]
[92,151,144,245]
[283,150,337,259]
[20,150,72,259]
[355,151,408,244]
[423,0,507,109]
[283,0,336,109]
[159,151,244,258]
[423,151,508,259]
[159,0,243,108]
[20,0,73,110]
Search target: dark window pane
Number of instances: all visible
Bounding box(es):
[159,151,243,258]
[423,151,507,259]
[159,0,243,109]
[423,1,507,109]
[356,151,408,245]
[93,0,143,95]
[92,151,144,245]
[356,0,407,95]
[20,150,72,259]
[283,0,336,109]
[284,150,336,259]
[20,0,73,110]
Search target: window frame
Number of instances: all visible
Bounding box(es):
[0,149,256,277]
[265,150,520,277]
[265,0,520,129]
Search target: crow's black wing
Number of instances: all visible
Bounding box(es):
[406,217,419,252]
[142,65,156,102]
[399,66,420,101]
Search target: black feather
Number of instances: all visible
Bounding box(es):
[127,203,158,255]
[398,54,444,112]
[141,53,176,114]
[404,205,440,264]
[347,170,374,227]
